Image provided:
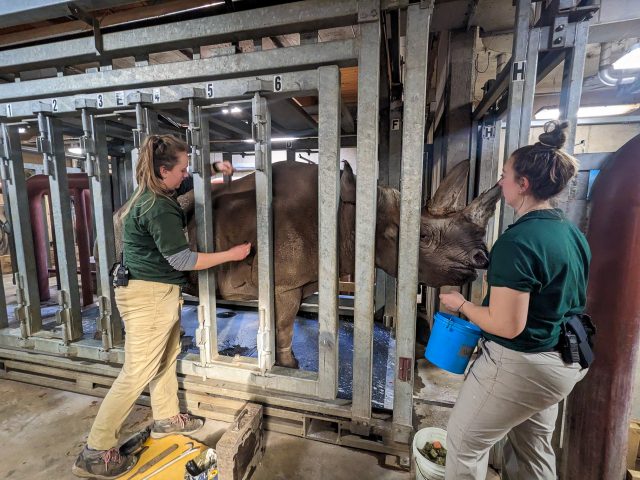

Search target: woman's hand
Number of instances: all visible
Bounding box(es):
[439,291,467,313]
[227,242,251,261]
[213,160,234,176]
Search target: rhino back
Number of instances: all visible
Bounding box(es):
[210,162,320,295]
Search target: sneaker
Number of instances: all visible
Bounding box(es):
[72,446,137,479]
[151,412,204,439]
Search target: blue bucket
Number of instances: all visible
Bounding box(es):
[425,312,482,374]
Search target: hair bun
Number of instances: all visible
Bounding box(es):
[538,120,568,149]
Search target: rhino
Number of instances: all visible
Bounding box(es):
[113,159,500,368]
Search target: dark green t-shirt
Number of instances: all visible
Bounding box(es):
[122,189,190,286]
[482,209,591,352]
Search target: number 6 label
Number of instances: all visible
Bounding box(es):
[273,75,282,92]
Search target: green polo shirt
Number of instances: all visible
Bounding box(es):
[482,209,591,352]
[122,189,190,286]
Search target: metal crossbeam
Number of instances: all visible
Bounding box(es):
[0,0,359,74]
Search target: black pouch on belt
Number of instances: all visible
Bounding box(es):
[562,314,596,369]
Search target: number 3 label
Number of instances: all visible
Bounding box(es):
[96,94,105,108]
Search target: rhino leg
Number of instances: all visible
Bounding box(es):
[275,287,303,369]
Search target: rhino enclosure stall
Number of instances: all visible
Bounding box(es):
[0,0,436,461]
[0,0,623,472]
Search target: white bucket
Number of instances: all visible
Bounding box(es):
[413,427,447,480]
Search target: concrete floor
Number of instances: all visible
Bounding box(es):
[0,380,411,480]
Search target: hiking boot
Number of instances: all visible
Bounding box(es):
[151,412,204,439]
[72,446,137,479]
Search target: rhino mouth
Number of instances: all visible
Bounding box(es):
[447,266,480,284]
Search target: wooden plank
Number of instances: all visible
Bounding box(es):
[627,470,640,480]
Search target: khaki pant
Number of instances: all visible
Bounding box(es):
[445,339,588,480]
[87,280,183,450]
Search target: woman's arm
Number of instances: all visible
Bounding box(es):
[439,287,529,339]
[192,243,251,270]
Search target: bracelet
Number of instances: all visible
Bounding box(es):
[457,300,468,313]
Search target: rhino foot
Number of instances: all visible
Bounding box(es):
[276,348,299,369]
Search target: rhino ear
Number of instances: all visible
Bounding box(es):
[426,160,470,215]
[463,183,502,227]
[340,160,356,204]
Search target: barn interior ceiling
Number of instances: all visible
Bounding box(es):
[0,0,638,153]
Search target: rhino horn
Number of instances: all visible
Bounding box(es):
[463,183,502,227]
[340,160,356,204]
[426,160,470,216]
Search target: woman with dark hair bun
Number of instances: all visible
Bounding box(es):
[439,120,591,480]
[73,135,251,479]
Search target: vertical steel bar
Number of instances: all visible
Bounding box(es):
[502,0,532,231]
[41,114,83,342]
[317,65,341,399]
[190,102,218,367]
[559,20,589,155]
[519,28,540,147]
[87,114,122,348]
[252,93,275,372]
[352,0,381,426]
[0,124,41,336]
[392,1,431,441]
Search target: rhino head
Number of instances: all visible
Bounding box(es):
[341,160,501,287]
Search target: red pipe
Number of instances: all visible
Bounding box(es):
[26,174,92,305]
[28,190,49,300]
[563,134,640,479]
[74,188,93,306]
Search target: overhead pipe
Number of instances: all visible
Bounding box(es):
[598,42,638,87]
[563,133,640,479]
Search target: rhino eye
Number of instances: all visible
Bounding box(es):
[420,230,435,247]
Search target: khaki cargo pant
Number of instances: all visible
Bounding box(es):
[445,338,588,480]
[87,280,183,450]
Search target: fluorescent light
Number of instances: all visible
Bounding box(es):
[243,139,255,143]
[534,104,640,120]
[18,127,26,133]
[271,137,298,142]
[230,106,242,113]
[68,147,84,154]
[613,44,640,70]
[221,108,229,114]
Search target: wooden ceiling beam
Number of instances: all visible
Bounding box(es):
[0,0,216,48]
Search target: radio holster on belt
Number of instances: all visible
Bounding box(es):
[558,313,596,369]
[110,251,129,288]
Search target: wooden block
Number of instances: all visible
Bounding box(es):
[217,403,264,480]
[628,422,640,469]
[627,469,640,480]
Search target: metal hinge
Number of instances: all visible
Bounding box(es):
[398,356,412,382]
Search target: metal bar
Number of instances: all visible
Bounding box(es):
[469,117,502,305]
[317,65,341,400]
[252,93,276,372]
[518,27,541,147]
[352,0,381,427]
[0,0,360,74]
[84,112,122,348]
[554,18,590,228]
[392,1,431,442]
[38,113,83,342]
[559,20,590,154]
[0,39,358,103]
[0,0,135,29]
[501,0,532,231]
[0,124,42,336]
[187,97,218,368]
[0,70,322,120]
